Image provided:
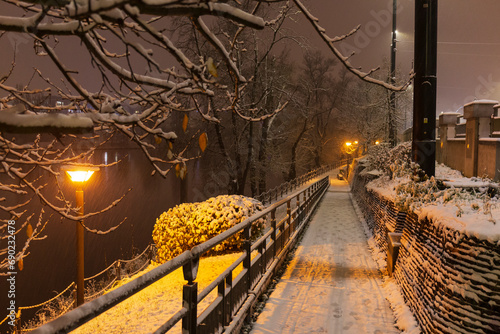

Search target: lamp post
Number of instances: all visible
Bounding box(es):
[343,141,359,178]
[413,0,438,177]
[62,166,98,306]
[389,0,397,147]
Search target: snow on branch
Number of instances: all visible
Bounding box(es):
[293,0,412,92]
[193,17,246,83]
[0,14,95,35]
[0,106,93,133]
[80,33,207,95]
[62,0,265,30]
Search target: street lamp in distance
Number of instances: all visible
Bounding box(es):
[62,165,99,307]
[344,141,358,155]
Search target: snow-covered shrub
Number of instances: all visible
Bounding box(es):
[365,142,499,220]
[367,142,414,179]
[394,176,440,211]
[152,195,265,263]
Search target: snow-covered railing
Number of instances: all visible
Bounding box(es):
[256,160,346,205]
[31,176,330,334]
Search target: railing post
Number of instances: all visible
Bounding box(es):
[286,199,292,240]
[72,289,77,309]
[259,241,265,276]
[303,192,308,219]
[182,282,198,334]
[243,225,252,292]
[296,194,300,227]
[224,275,232,326]
[271,210,277,258]
[115,260,121,281]
[182,256,199,334]
[218,279,227,328]
[148,244,154,262]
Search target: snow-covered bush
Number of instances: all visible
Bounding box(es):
[367,142,418,180]
[152,195,265,263]
[365,142,499,221]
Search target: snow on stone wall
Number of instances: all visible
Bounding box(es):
[352,172,500,334]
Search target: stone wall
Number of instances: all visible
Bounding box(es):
[351,170,500,334]
[445,138,466,172]
[477,139,500,180]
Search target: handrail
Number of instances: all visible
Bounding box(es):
[255,160,346,204]
[32,176,331,334]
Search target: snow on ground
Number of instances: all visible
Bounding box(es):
[72,253,243,333]
[250,178,401,334]
[350,193,421,334]
[381,278,420,334]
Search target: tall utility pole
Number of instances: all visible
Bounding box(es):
[412,0,438,177]
[389,0,397,147]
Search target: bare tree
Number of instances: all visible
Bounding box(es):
[278,51,351,180]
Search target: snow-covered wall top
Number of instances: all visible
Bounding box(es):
[366,164,500,243]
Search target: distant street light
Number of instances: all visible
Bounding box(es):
[344,141,358,155]
[343,141,359,178]
[62,166,99,306]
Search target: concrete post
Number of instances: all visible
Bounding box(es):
[438,113,460,165]
[463,100,498,177]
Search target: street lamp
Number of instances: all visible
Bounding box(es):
[342,140,360,179]
[344,141,358,155]
[389,0,397,147]
[62,166,98,306]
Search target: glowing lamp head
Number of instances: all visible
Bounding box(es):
[63,166,99,184]
[354,141,358,145]
[66,170,94,183]
[375,140,380,145]
[345,142,352,147]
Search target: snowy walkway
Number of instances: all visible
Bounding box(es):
[250,177,400,334]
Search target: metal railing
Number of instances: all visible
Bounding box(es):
[255,161,346,205]
[32,176,330,334]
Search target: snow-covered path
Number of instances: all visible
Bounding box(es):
[250,178,400,334]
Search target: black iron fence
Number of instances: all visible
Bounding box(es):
[31,176,330,334]
[255,161,346,205]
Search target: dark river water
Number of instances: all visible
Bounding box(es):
[1,141,251,329]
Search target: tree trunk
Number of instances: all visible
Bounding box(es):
[214,122,238,194]
[287,120,308,181]
[258,119,269,194]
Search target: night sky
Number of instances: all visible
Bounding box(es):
[302,0,500,114]
[1,0,500,114]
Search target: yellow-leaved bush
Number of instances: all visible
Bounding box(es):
[152,195,265,263]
